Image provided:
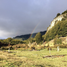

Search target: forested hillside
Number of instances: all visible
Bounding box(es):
[43,10,67,41]
[43,20,67,41]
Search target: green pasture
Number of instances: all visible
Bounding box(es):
[0,48,67,67]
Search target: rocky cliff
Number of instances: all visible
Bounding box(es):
[47,13,67,32]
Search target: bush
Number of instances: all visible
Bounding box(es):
[2,47,8,50]
[62,10,67,14]
[35,45,43,50]
[41,45,45,49]
[18,46,20,48]
[34,32,42,44]
[56,13,60,17]
[47,47,52,50]
[10,46,14,50]
[59,44,67,48]
[30,45,35,50]
[54,44,67,48]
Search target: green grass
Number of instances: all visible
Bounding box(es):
[0,48,67,67]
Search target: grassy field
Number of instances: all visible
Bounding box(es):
[0,48,67,67]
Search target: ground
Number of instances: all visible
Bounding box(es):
[0,48,67,67]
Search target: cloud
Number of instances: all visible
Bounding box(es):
[0,0,67,39]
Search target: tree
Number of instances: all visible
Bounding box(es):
[7,38,13,42]
[56,13,60,17]
[2,37,13,44]
[54,34,62,45]
[34,32,42,44]
[62,10,67,14]
[28,38,34,43]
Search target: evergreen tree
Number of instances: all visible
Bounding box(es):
[56,13,60,17]
[35,32,42,44]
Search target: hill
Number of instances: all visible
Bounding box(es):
[0,10,67,47]
[43,10,67,41]
[47,10,67,31]
[13,31,46,40]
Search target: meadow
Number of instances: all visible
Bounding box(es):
[0,48,67,67]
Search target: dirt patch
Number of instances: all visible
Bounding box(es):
[62,61,67,62]
[43,54,66,58]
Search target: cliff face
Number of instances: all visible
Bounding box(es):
[47,13,67,32]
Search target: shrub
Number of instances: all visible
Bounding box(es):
[40,45,45,49]
[54,44,67,48]
[47,47,52,50]
[1,47,8,50]
[18,46,20,48]
[62,10,67,14]
[59,44,67,48]
[30,45,35,50]
[10,46,14,50]
[56,13,60,17]
[34,32,42,44]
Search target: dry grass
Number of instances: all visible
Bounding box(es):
[0,48,67,67]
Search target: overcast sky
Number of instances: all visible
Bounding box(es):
[0,0,67,39]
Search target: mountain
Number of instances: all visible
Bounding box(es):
[13,10,67,41]
[43,10,67,41]
[13,31,46,40]
[47,12,67,32]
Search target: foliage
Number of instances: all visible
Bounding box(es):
[0,38,23,47]
[28,38,35,43]
[23,37,35,44]
[56,13,60,17]
[62,10,67,14]
[34,32,42,44]
[43,20,67,41]
[54,44,67,48]
[54,35,62,45]
[10,39,23,45]
[30,46,35,50]
[62,18,66,21]
[47,47,52,50]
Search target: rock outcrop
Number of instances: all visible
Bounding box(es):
[47,13,67,32]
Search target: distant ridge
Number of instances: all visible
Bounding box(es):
[13,30,46,40]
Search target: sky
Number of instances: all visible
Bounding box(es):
[0,0,67,39]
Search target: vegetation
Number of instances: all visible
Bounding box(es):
[1,10,67,67]
[34,32,42,44]
[0,48,67,67]
[56,13,60,17]
[0,38,23,47]
[24,37,35,44]
[54,35,62,45]
[62,10,67,14]
[43,20,67,41]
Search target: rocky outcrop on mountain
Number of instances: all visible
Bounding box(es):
[47,13,67,32]
[43,11,67,41]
